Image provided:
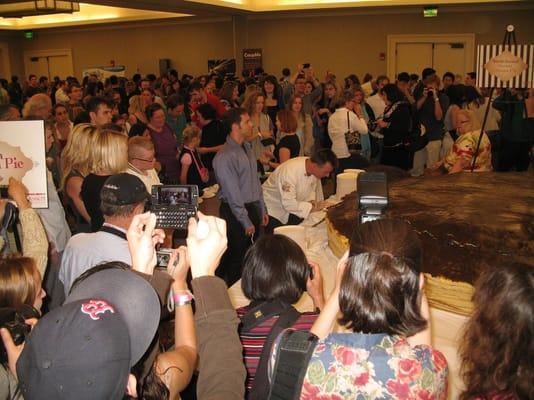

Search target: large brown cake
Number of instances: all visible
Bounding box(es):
[326,171,534,316]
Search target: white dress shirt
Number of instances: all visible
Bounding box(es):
[262,157,324,224]
[328,107,368,159]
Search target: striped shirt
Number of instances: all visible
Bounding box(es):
[237,306,319,394]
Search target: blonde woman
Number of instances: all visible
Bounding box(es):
[80,128,129,232]
[128,88,154,126]
[61,123,97,233]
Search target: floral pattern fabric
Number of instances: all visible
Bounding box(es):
[443,129,492,172]
[300,333,448,400]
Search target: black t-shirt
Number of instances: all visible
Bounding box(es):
[81,174,111,232]
[200,120,226,171]
[274,134,300,163]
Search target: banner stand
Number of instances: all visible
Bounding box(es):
[471,25,531,171]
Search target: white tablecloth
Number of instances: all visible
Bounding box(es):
[228,209,467,399]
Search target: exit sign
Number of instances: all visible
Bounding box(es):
[424,7,438,17]
[24,31,34,39]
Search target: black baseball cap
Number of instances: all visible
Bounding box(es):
[66,268,161,365]
[100,173,150,207]
[17,298,131,400]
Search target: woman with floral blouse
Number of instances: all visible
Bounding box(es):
[295,218,449,399]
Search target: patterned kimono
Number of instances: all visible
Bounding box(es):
[444,129,492,172]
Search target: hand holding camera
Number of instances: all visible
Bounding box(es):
[306,261,325,310]
[187,212,228,279]
[166,246,190,289]
[0,306,39,379]
[127,212,166,276]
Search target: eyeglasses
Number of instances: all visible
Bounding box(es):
[133,157,155,163]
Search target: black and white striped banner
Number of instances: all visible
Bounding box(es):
[476,44,533,88]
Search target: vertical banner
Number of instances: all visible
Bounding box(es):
[0,121,48,208]
[476,44,533,88]
[242,49,263,72]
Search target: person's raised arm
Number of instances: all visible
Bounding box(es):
[126,212,165,276]
[187,213,246,400]
[310,251,348,339]
[350,111,369,134]
[416,87,428,110]
[407,274,432,347]
[307,261,325,310]
[8,178,48,277]
[156,246,197,398]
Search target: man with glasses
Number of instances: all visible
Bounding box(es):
[126,136,161,192]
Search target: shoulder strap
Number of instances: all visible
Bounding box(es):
[268,329,319,400]
[248,303,301,400]
[188,148,206,174]
[241,300,289,332]
[99,225,127,241]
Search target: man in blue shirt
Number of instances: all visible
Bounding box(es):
[213,108,268,286]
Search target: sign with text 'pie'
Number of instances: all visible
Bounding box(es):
[0,121,48,208]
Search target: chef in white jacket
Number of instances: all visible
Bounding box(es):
[262,149,338,233]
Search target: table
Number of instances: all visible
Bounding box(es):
[228,209,467,399]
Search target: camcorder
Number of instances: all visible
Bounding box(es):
[0,305,40,365]
[357,172,388,224]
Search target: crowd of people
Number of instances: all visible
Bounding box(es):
[0,64,532,399]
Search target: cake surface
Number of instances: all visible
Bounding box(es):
[326,171,534,315]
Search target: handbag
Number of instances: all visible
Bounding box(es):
[191,149,209,183]
[344,111,361,151]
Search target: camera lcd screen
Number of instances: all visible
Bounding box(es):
[158,186,191,205]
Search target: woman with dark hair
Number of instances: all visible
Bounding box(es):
[52,103,73,150]
[377,83,413,170]
[219,81,240,110]
[344,74,360,90]
[314,81,339,149]
[442,84,467,155]
[301,219,448,398]
[459,263,533,400]
[146,103,179,183]
[262,75,284,137]
[237,234,325,398]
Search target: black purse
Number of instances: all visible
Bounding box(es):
[345,111,361,151]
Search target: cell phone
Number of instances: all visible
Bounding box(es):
[150,185,199,229]
[302,63,310,69]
